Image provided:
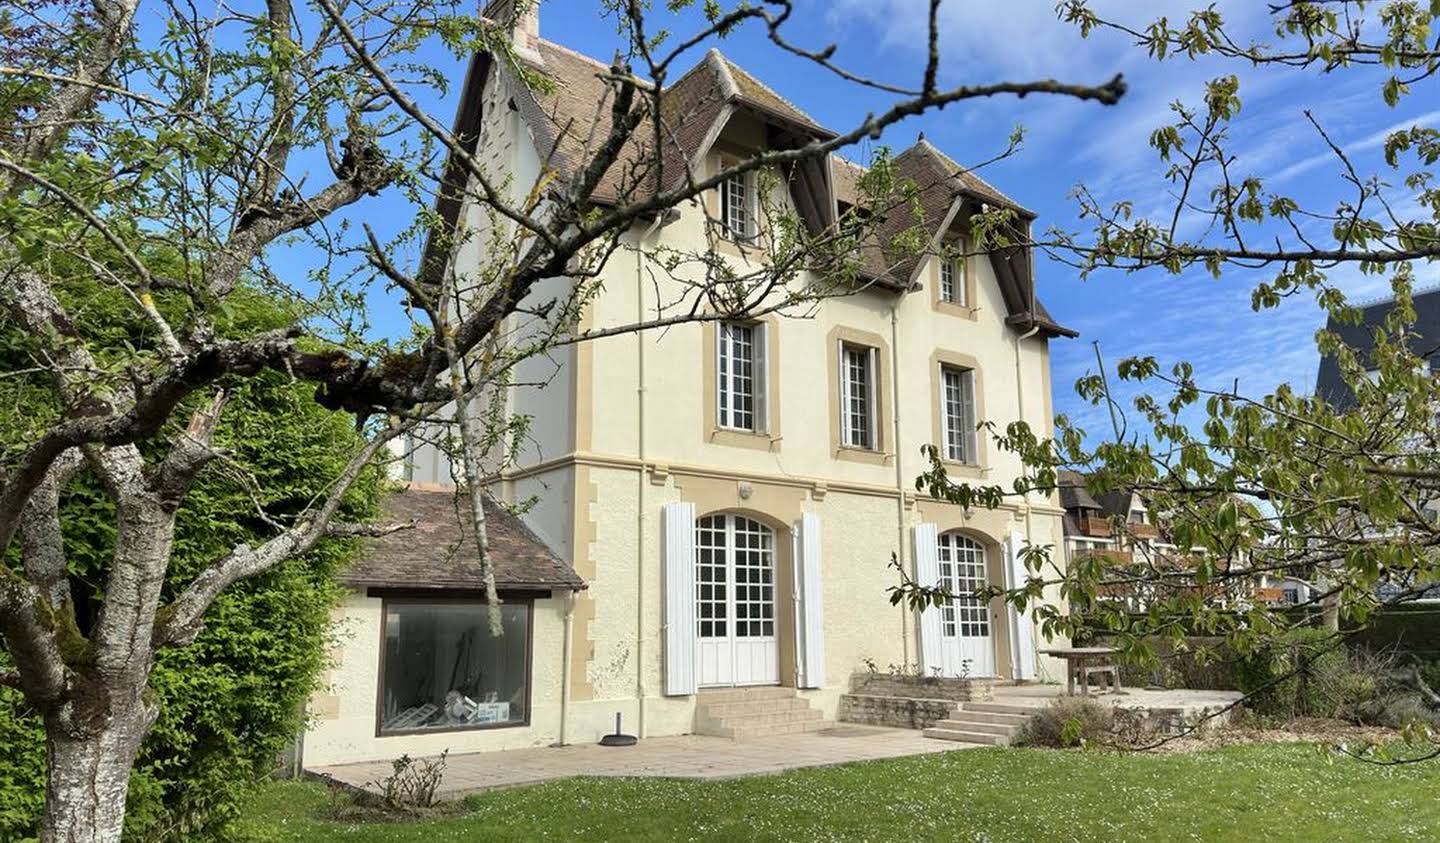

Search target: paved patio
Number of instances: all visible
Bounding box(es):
[308,724,971,798]
[993,683,1243,713]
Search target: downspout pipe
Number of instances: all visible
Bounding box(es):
[890,299,909,667]
[635,212,670,739]
[1013,237,1043,678]
[560,589,576,744]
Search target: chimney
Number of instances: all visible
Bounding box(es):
[483,0,541,60]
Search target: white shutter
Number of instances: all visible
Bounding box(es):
[1004,530,1037,680]
[961,369,977,463]
[715,325,727,428]
[912,523,943,674]
[836,339,849,446]
[792,514,826,688]
[866,346,879,450]
[754,323,768,434]
[663,502,697,696]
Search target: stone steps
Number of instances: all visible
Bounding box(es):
[697,686,795,703]
[702,697,814,718]
[696,686,827,740]
[921,726,1010,746]
[922,700,1040,746]
[720,717,834,740]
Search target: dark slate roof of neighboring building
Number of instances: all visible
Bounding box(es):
[1055,469,1101,512]
[1315,286,1440,410]
[343,488,585,592]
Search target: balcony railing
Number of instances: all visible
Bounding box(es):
[1073,549,1133,565]
[1078,515,1113,537]
[1127,522,1159,539]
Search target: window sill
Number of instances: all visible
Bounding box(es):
[713,231,765,257]
[709,427,779,452]
[934,300,978,320]
[834,445,891,466]
[936,459,989,479]
[376,718,529,739]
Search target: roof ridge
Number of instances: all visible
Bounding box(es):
[908,137,1031,216]
[1350,282,1440,310]
[710,48,820,124]
[706,47,740,99]
[663,47,721,92]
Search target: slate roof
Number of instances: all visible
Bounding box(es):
[344,488,585,592]
[1315,286,1440,410]
[434,21,1075,337]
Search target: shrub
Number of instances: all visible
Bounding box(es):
[1235,628,1349,719]
[371,751,449,812]
[1016,697,1115,748]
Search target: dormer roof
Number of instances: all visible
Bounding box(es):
[432,28,1074,338]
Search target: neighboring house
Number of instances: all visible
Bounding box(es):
[1315,285,1440,410]
[1315,286,1440,603]
[1055,470,1289,607]
[300,3,1075,767]
[1057,469,1166,570]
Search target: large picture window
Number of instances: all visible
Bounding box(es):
[378,599,529,734]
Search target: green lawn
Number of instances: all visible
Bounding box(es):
[236,744,1440,842]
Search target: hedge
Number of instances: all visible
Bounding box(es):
[0,286,380,841]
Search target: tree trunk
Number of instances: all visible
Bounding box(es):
[41,697,156,843]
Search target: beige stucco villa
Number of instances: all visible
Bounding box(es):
[299,3,1075,767]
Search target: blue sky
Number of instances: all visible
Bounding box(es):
[345,1,1440,440]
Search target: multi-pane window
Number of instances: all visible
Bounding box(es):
[717,322,766,432]
[941,365,977,463]
[939,244,967,306]
[731,516,775,638]
[720,171,755,242]
[695,516,729,639]
[379,600,529,734]
[695,514,775,640]
[937,532,990,639]
[840,343,876,449]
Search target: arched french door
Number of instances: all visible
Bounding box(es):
[695,513,779,686]
[936,532,996,677]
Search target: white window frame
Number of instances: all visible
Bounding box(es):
[716,321,767,433]
[939,242,968,306]
[839,342,878,450]
[719,167,757,243]
[941,365,977,463]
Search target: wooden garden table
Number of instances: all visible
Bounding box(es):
[1042,646,1122,696]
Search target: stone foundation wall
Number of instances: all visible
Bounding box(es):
[837,694,953,729]
[1112,704,1237,738]
[848,672,995,702]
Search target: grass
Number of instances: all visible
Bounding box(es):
[235,744,1440,842]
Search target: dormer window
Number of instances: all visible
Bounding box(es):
[939,243,969,307]
[720,170,756,242]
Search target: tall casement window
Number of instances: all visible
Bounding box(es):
[378,600,530,734]
[840,342,878,449]
[937,532,990,638]
[941,364,978,463]
[717,321,767,433]
[720,170,756,242]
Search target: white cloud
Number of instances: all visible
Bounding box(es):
[1271,108,1440,183]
